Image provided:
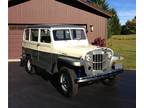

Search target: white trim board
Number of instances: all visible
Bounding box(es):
[8,59,20,62]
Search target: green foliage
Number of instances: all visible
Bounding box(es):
[108,8,121,38]
[111,34,136,40]
[121,25,128,34]
[107,35,136,70]
[90,0,121,38]
[91,0,109,11]
[107,20,112,38]
[121,16,136,34]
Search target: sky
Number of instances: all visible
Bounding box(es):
[107,0,136,25]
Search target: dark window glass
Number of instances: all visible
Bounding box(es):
[71,29,86,40]
[40,29,51,43]
[25,29,29,40]
[30,29,38,42]
[53,30,71,41]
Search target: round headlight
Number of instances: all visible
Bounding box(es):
[85,54,92,61]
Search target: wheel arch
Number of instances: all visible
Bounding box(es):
[25,54,32,60]
[57,56,81,71]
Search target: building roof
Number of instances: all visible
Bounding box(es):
[78,0,112,17]
[8,0,30,7]
[9,0,112,18]
[56,0,112,18]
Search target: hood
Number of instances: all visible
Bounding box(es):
[57,45,102,58]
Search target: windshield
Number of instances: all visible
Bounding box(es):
[53,29,86,41]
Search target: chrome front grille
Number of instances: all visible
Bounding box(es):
[93,54,104,70]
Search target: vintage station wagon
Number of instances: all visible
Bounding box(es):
[21,25,123,97]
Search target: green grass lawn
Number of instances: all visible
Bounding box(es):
[107,34,136,70]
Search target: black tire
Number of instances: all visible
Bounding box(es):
[34,66,42,75]
[59,67,78,97]
[25,58,35,74]
[101,76,117,86]
[20,58,26,66]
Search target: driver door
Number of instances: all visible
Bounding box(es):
[38,29,52,72]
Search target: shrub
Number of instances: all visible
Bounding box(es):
[92,37,106,47]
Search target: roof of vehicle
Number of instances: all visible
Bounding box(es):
[26,24,85,29]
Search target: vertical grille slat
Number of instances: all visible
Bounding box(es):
[93,54,104,70]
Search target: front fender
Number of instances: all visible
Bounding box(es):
[57,56,81,68]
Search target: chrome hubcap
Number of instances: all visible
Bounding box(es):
[60,73,70,92]
[27,60,31,71]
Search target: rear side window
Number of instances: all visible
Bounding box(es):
[30,29,39,42]
[40,29,51,43]
[53,30,71,41]
[25,29,29,40]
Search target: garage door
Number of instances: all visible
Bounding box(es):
[8,25,25,59]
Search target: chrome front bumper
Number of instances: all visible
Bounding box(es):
[76,69,123,83]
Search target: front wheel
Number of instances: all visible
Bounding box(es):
[59,67,78,97]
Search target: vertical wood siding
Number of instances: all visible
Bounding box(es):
[8,25,24,59]
[8,0,107,59]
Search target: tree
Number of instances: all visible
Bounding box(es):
[109,8,121,35]
[126,16,136,34]
[91,0,109,11]
[121,16,136,34]
[121,25,128,34]
[90,0,121,38]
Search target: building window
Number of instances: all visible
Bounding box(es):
[30,29,39,42]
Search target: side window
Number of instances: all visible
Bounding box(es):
[25,29,29,40]
[71,29,86,40]
[40,29,51,43]
[53,29,71,41]
[30,29,39,42]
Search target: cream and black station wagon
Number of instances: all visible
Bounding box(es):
[21,25,123,97]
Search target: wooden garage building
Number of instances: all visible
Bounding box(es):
[8,0,111,59]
